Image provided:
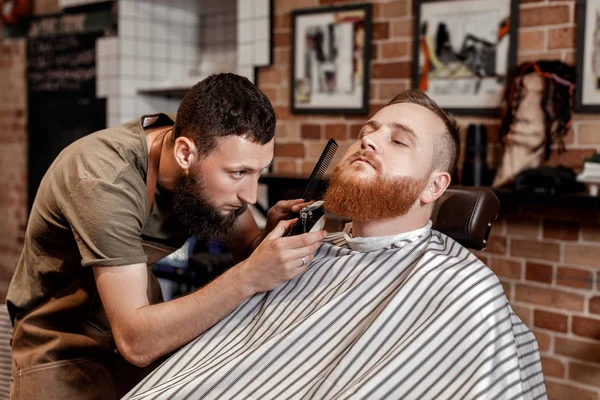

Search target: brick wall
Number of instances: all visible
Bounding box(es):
[261,0,600,398]
[0,40,27,301]
[0,0,59,301]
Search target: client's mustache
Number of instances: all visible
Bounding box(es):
[347,151,382,170]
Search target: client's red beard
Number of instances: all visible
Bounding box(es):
[323,152,429,220]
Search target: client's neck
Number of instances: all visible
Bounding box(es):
[351,208,430,238]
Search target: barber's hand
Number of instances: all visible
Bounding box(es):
[236,218,326,294]
[264,199,313,235]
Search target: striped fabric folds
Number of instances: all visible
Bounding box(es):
[125,230,547,400]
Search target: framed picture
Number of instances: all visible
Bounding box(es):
[413,0,519,116]
[290,4,372,115]
[575,0,600,112]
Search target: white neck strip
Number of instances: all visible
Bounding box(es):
[343,220,432,252]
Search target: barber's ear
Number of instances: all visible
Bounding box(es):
[173,137,198,172]
[420,171,451,205]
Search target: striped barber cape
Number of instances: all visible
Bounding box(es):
[124,226,547,400]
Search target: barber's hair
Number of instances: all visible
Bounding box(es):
[173,73,276,157]
[387,89,460,175]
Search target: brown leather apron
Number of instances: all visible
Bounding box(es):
[10,130,173,400]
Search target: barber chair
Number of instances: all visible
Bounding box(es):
[431,186,500,250]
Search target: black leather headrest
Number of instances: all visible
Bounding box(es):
[431,186,500,250]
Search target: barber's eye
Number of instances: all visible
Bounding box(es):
[232,171,245,178]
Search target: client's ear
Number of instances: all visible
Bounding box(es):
[420,171,451,205]
[173,136,198,173]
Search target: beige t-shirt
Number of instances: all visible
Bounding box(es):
[7,113,188,368]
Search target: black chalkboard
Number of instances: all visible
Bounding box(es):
[27,31,106,211]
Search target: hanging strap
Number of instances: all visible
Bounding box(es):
[146,130,168,211]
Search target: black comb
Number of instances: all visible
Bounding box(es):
[302,139,338,201]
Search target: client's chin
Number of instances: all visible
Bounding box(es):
[323,166,427,220]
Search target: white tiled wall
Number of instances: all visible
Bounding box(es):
[95,0,270,127]
[237,0,271,81]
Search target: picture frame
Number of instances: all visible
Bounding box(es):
[575,0,600,112]
[412,0,519,116]
[290,3,372,115]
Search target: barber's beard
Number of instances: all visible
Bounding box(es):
[323,154,429,221]
[172,171,238,241]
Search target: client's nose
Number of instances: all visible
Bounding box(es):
[361,134,378,153]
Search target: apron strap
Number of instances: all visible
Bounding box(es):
[146,130,168,211]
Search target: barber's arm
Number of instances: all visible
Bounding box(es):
[226,199,310,261]
[94,218,326,368]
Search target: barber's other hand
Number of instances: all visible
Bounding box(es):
[264,198,313,235]
[236,218,326,294]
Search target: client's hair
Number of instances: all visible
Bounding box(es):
[388,90,460,175]
[173,73,276,157]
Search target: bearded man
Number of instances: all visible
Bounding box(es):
[123,90,547,400]
[7,73,326,399]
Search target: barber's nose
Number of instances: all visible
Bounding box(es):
[239,179,258,205]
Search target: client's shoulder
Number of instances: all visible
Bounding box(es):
[413,229,504,296]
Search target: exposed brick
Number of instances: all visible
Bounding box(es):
[548,27,576,50]
[578,124,600,146]
[372,62,412,79]
[301,124,321,139]
[275,143,305,158]
[489,258,522,279]
[506,219,539,237]
[381,40,409,59]
[511,239,560,261]
[556,267,593,290]
[545,381,598,400]
[520,5,571,27]
[543,219,579,241]
[373,22,390,40]
[350,124,363,139]
[555,337,600,363]
[518,30,545,52]
[518,50,564,65]
[540,356,565,378]
[534,310,568,333]
[533,330,551,352]
[325,124,347,140]
[275,160,297,175]
[390,19,413,38]
[379,82,408,101]
[381,1,409,18]
[485,124,500,144]
[569,362,600,388]
[274,48,291,66]
[319,0,354,4]
[275,122,299,140]
[565,244,600,267]
[500,280,512,300]
[511,304,531,326]
[485,236,506,254]
[274,13,291,29]
[526,262,553,284]
[371,43,378,60]
[582,223,600,242]
[274,32,291,47]
[258,69,283,86]
[591,297,600,315]
[301,161,316,175]
[277,0,319,13]
[515,284,585,311]
[262,87,278,103]
[547,149,596,169]
[573,316,600,340]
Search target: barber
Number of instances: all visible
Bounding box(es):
[6,73,325,399]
